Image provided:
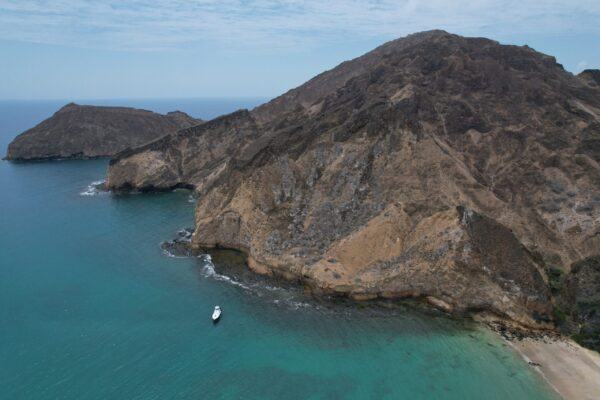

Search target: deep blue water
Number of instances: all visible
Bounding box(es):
[0,100,560,399]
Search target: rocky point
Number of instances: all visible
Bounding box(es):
[106,30,600,333]
[5,103,201,161]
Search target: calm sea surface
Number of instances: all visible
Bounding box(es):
[0,99,560,399]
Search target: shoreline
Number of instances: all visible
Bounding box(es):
[168,237,600,399]
[507,335,600,400]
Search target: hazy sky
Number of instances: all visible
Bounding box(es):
[1,0,599,100]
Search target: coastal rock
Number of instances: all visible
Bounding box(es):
[107,110,258,191]
[578,69,600,87]
[107,31,600,328]
[556,256,600,351]
[161,228,207,258]
[5,103,201,161]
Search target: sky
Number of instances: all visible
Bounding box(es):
[0,0,599,100]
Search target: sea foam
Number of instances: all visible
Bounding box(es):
[80,180,107,196]
[197,253,313,310]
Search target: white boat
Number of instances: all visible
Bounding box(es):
[212,306,222,322]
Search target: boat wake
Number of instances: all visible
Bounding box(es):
[80,180,107,196]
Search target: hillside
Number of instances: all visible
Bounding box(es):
[5,103,201,161]
[107,31,600,332]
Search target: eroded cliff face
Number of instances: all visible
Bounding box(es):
[107,31,600,328]
[556,256,600,350]
[107,110,259,191]
[578,69,600,88]
[5,103,201,161]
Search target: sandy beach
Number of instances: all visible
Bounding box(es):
[510,337,600,400]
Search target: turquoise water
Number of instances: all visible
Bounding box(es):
[0,100,560,399]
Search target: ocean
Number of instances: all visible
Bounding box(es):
[0,99,560,399]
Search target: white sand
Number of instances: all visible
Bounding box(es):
[511,337,600,400]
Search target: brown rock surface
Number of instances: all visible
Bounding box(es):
[107,30,600,328]
[5,103,201,161]
[578,69,600,87]
[556,256,600,351]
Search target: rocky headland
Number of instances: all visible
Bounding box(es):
[578,69,600,87]
[5,103,201,161]
[107,31,599,341]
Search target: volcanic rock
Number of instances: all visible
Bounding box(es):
[107,30,600,328]
[5,103,201,161]
[556,256,600,351]
[578,69,600,87]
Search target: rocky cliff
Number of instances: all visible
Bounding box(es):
[555,256,600,350]
[5,103,201,161]
[578,69,600,87]
[107,31,600,329]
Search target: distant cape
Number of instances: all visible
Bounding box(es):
[4,103,202,161]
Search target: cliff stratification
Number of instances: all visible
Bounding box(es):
[107,31,600,328]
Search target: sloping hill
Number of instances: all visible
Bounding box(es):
[107,31,600,329]
[5,103,201,161]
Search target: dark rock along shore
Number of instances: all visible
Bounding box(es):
[72,30,600,346]
[5,103,202,161]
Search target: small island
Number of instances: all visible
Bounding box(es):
[4,103,201,161]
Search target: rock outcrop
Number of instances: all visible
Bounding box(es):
[107,110,258,191]
[556,256,600,350]
[5,103,201,161]
[578,69,600,87]
[107,30,600,329]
